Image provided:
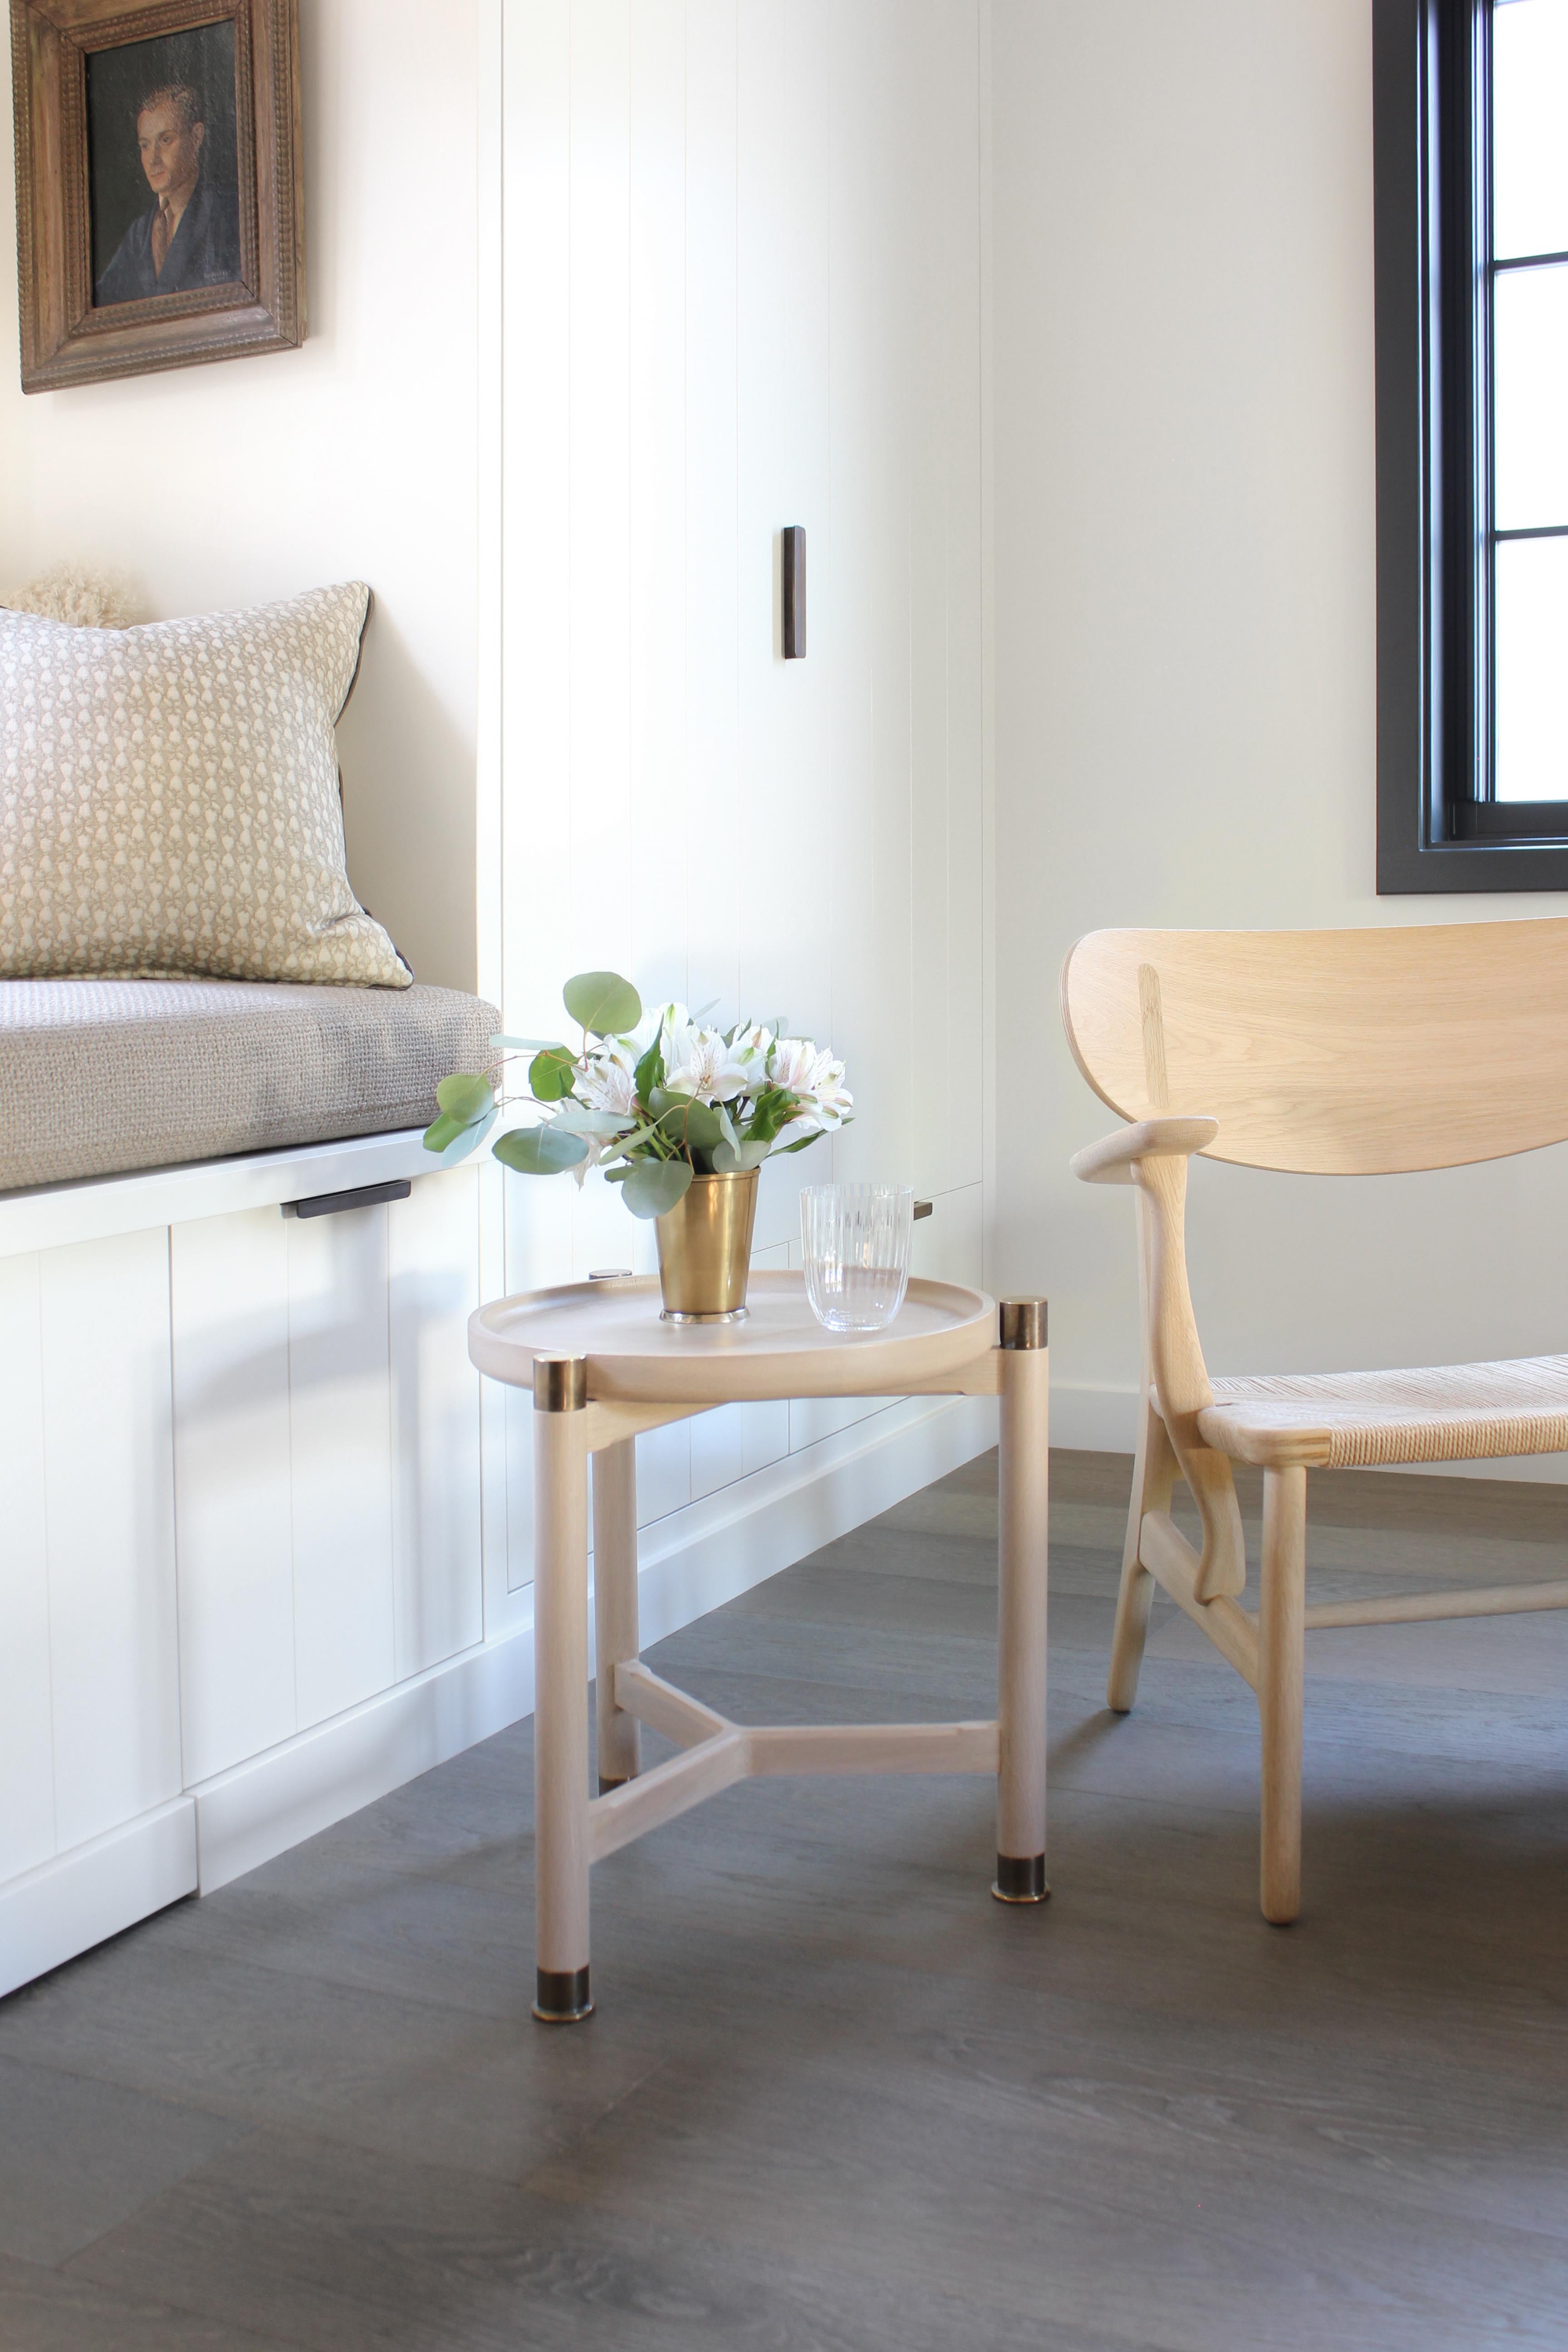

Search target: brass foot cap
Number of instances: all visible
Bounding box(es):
[533,1966,594,2022]
[992,1853,1050,1904]
[598,1775,627,1795]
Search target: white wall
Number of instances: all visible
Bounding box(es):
[492,0,990,1583]
[990,0,1568,1461]
[0,0,480,993]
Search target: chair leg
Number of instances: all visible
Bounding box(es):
[1258,1463,1307,1926]
[1107,1397,1176,1713]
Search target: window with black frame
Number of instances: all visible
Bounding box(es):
[1375,0,1568,889]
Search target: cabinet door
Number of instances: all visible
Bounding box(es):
[171,1210,296,1786]
[287,1205,397,1731]
[39,1231,181,1852]
[388,1168,484,1679]
[0,1254,54,1882]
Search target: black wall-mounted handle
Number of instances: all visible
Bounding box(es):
[284,1178,412,1220]
[782,526,806,658]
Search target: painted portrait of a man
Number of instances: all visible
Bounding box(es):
[87,25,242,309]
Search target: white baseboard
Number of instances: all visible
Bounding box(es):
[191,1390,998,1896]
[0,1800,196,2001]
[1048,1379,1568,1485]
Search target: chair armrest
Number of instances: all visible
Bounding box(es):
[1070,1116,1220,1186]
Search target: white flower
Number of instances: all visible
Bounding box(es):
[663,1019,754,1104]
[624,1001,687,1060]
[770,1037,853,1136]
[574,1040,638,1119]
[730,1022,774,1085]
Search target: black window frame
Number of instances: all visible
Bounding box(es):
[1376,0,1568,891]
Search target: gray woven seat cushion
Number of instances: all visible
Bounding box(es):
[0,977,499,1191]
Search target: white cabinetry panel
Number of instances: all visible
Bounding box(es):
[496,0,983,1558]
[0,1255,55,1882]
[287,1206,395,1730]
[635,1420,691,1527]
[170,1210,295,1785]
[39,1231,181,1852]
[389,1170,484,1678]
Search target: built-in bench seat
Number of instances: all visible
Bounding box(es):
[0,977,498,1192]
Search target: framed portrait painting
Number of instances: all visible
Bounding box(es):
[10,0,303,391]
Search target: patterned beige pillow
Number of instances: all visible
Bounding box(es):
[0,582,411,987]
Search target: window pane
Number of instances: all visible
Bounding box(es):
[1494,0,1568,260]
[1495,534,1568,797]
[1494,262,1568,526]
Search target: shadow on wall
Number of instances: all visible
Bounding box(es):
[336,598,478,996]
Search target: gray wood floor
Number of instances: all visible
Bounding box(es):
[3,1448,1567,2351]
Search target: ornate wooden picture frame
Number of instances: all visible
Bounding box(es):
[10,0,302,392]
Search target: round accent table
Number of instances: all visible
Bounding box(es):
[468,1268,1050,2022]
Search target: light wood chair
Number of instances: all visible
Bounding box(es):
[1061,919,1568,1923]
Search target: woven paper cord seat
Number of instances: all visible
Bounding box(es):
[1198,1356,1568,1470]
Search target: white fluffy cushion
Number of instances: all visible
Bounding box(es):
[0,582,411,988]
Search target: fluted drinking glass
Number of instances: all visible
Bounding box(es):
[800,1185,914,1333]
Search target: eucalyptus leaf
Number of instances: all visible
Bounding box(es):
[436,1072,495,1123]
[436,1107,498,1167]
[657,1098,724,1152]
[562,970,642,1036]
[493,1124,591,1176]
[609,1121,664,1156]
[551,1107,637,1137]
[422,1107,498,1164]
[716,1103,740,1152]
[714,1136,770,1172]
[621,1158,693,1219]
[529,1046,578,1102]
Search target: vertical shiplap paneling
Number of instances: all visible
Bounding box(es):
[40,1231,181,1851]
[0,1254,56,1879]
[684,0,742,1025]
[936,1,985,1198]
[740,1239,791,1473]
[682,0,745,1505]
[388,1170,485,1678]
[628,0,691,1013]
[849,0,916,1199]
[910,1182,984,1289]
[288,1206,395,1728]
[170,1210,295,1786]
[566,0,652,1288]
[626,0,697,1523]
[738,0,838,1258]
[501,0,574,1588]
[908,3,957,1205]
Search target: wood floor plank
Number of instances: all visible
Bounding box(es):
[0,2253,300,2352]
[68,2125,1119,2352]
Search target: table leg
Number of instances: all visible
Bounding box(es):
[995,1299,1050,1903]
[592,1436,642,1792]
[532,1354,594,2022]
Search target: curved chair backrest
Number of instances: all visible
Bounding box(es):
[1060,919,1568,1175]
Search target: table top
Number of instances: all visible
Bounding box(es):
[468,1269,997,1405]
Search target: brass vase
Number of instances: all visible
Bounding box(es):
[655,1167,760,1322]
